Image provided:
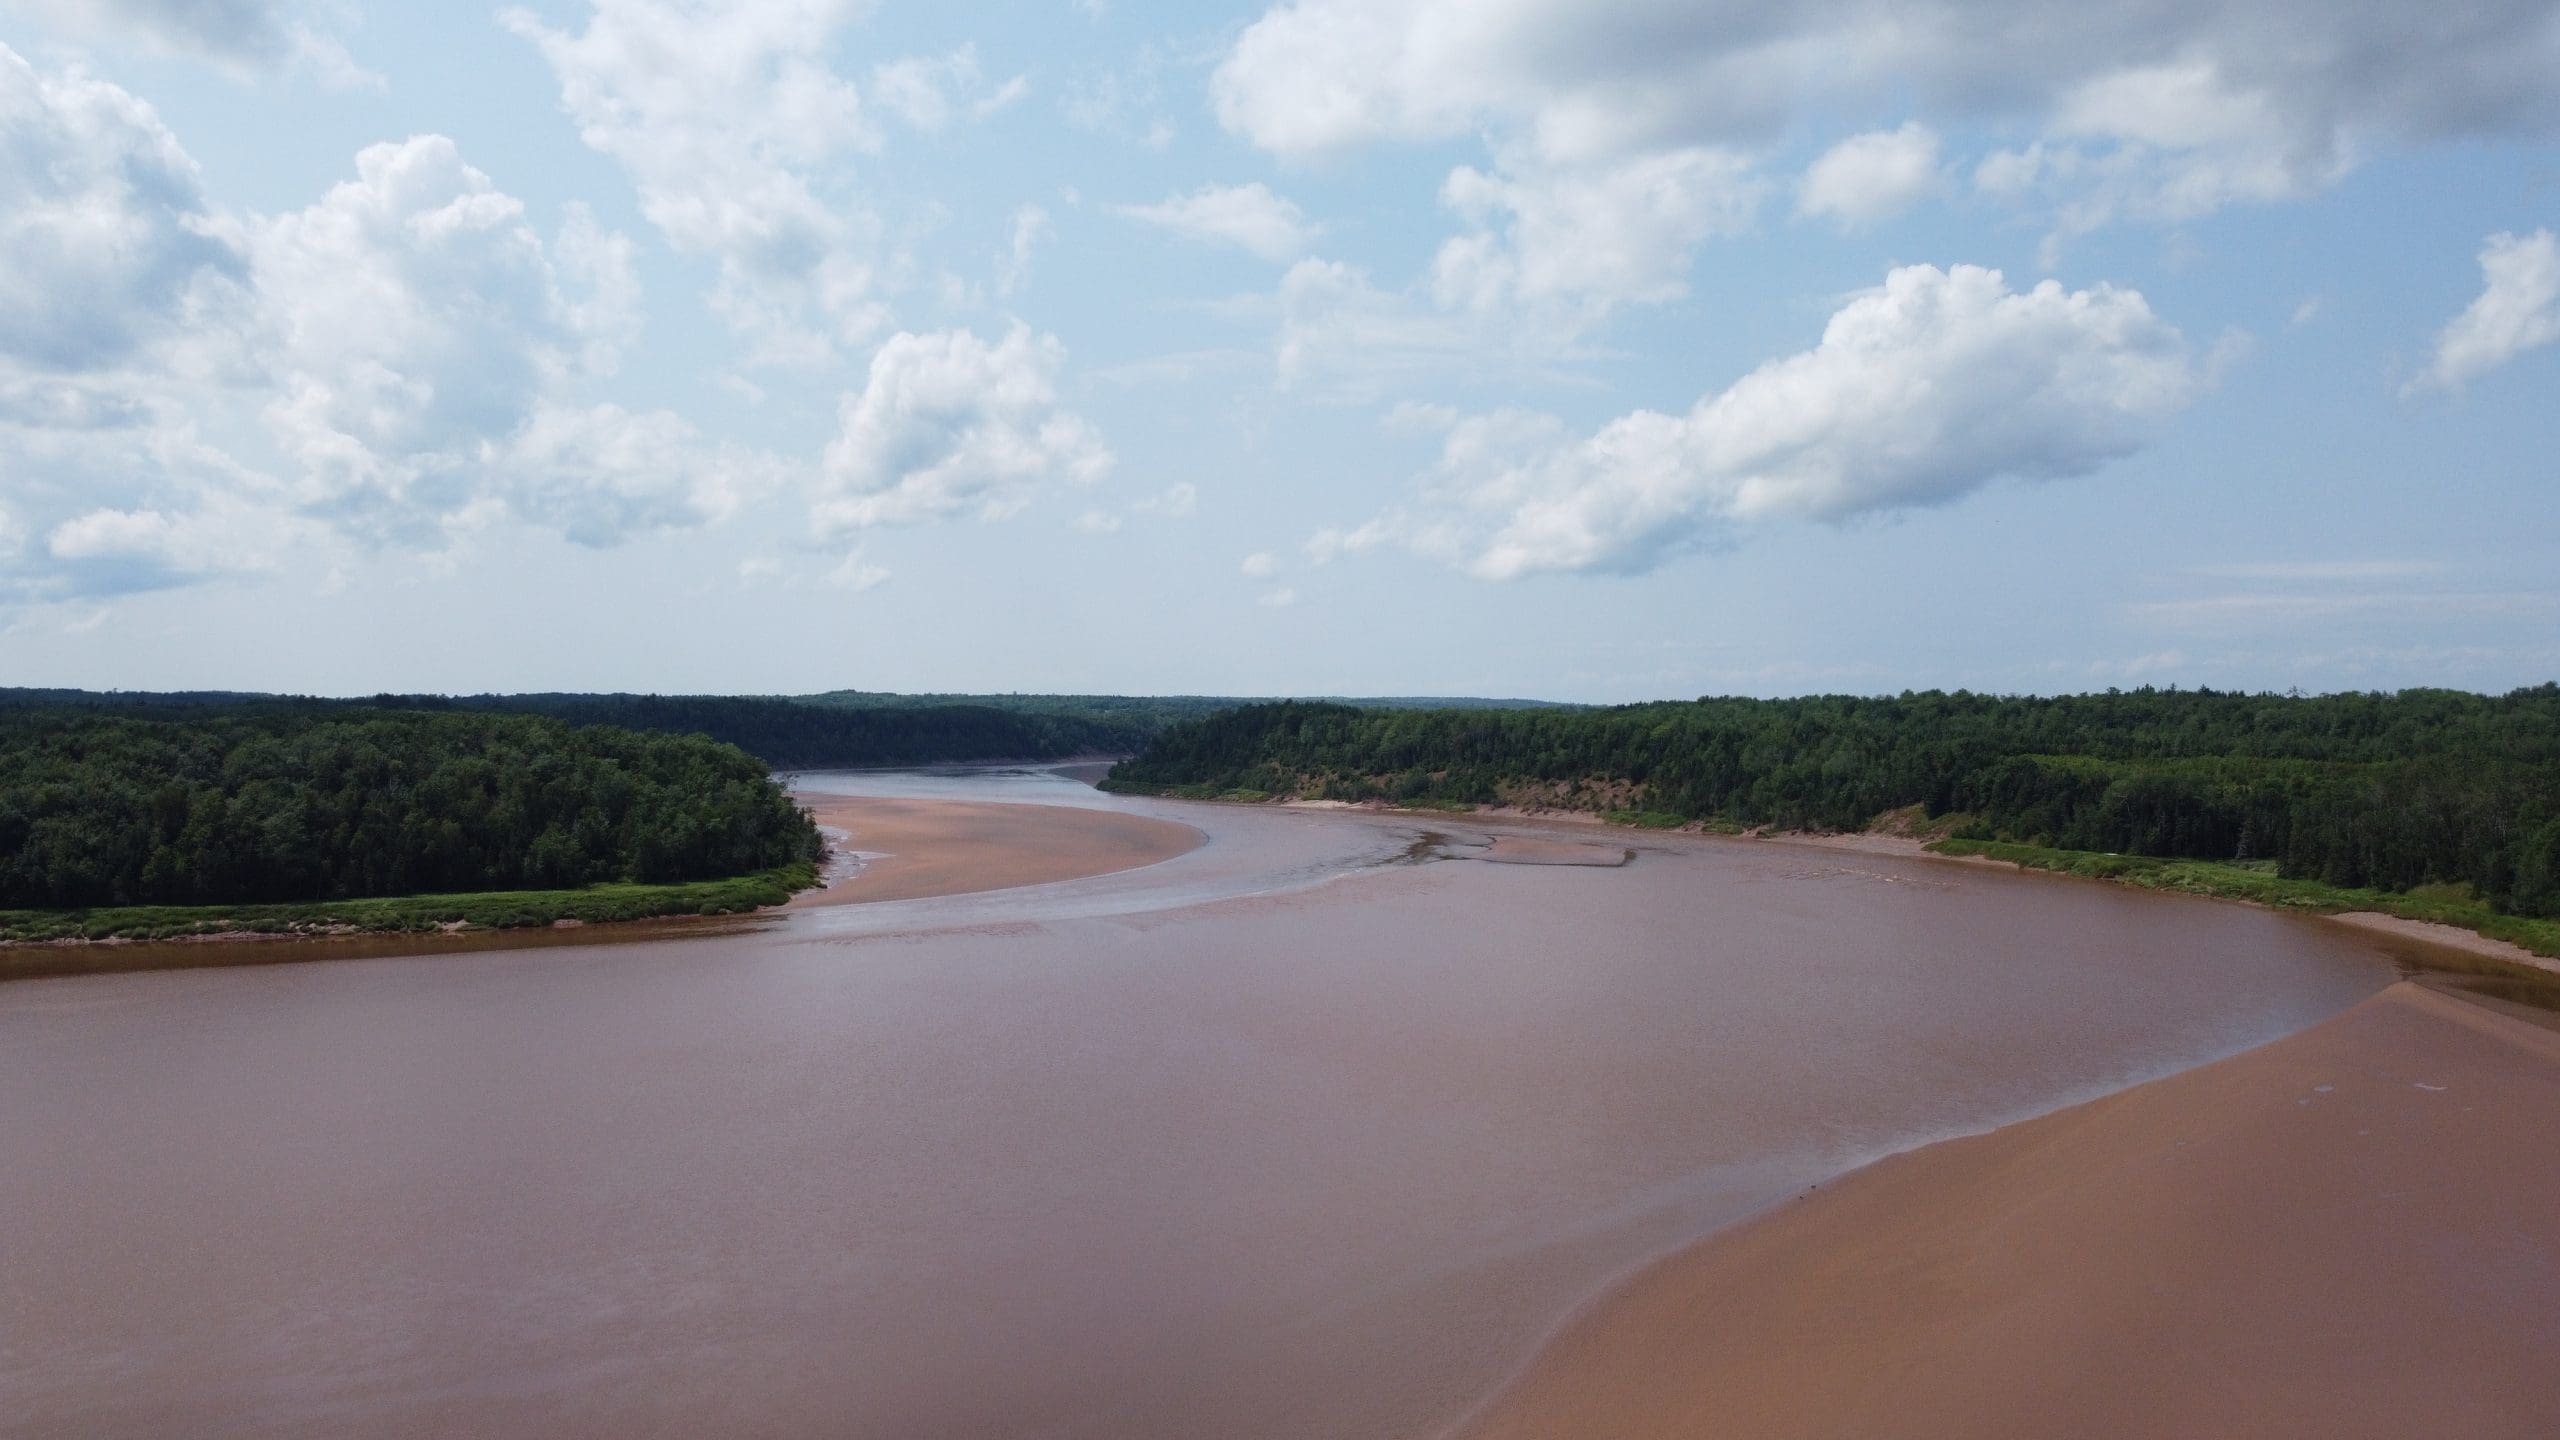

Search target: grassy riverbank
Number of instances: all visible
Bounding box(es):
[1924,838,2560,961]
[0,862,816,946]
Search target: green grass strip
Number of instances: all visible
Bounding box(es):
[0,863,817,945]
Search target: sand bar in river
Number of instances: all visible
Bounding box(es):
[790,793,1203,905]
[1457,981,2560,1440]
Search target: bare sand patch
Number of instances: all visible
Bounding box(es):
[1458,982,2560,1440]
[1752,828,2040,870]
[1475,836,1631,867]
[789,795,1202,906]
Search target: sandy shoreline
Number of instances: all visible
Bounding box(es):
[790,793,1203,905]
[2321,909,2560,975]
[1455,981,2560,1439]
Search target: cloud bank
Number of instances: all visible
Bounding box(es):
[0,45,767,601]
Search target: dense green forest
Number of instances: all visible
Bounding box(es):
[0,708,820,910]
[0,690,1149,768]
[1104,688,2560,919]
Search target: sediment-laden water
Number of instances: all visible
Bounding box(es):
[0,767,2400,1439]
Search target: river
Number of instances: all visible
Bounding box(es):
[0,766,2401,1439]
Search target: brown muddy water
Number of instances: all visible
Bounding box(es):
[0,768,2404,1440]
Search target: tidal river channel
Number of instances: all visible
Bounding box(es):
[0,766,2403,1439]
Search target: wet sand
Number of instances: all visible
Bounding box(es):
[790,793,1202,905]
[1458,981,2560,1440]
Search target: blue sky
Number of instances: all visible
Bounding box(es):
[1,0,2554,701]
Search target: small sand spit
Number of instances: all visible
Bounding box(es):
[1459,982,2560,1440]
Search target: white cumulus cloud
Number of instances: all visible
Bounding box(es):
[1798,123,1944,227]
[816,325,1111,532]
[499,402,759,546]
[0,49,771,607]
[0,44,247,373]
[1330,263,2207,580]
[2408,228,2560,394]
[503,0,885,354]
[1431,147,1761,327]
[249,135,667,541]
[39,498,292,597]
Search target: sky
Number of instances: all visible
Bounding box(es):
[0,0,2555,703]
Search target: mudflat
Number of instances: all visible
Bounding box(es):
[1457,981,2560,1440]
[790,793,1203,904]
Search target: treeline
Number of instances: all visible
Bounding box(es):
[0,688,1580,768]
[793,691,1232,742]
[1103,687,2560,918]
[436,694,1139,768]
[0,690,1149,769]
[792,690,1577,741]
[0,709,820,910]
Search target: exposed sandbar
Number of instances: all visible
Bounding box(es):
[1475,836,1631,867]
[790,795,1202,906]
[1458,982,2560,1440]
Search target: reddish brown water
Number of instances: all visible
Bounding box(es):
[0,771,2400,1439]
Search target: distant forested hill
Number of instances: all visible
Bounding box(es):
[481,691,1576,761]
[0,689,1578,767]
[443,694,1143,767]
[791,691,1236,739]
[0,708,819,910]
[790,690,1578,741]
[1103,687,2560,918]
